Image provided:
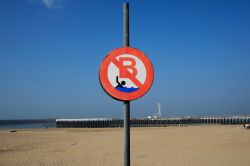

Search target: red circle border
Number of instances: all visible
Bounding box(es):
[99,47,154,101]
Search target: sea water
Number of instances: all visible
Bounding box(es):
[0,123,56,129]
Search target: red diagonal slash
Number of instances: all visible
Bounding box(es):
[111,57,143,88]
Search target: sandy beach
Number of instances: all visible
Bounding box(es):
[0,125,250,166]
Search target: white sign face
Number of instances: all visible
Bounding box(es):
[107,54,146,90]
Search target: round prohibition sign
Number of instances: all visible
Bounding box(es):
[99,47,154,101]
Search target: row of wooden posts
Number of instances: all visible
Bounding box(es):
[56,116,250,128]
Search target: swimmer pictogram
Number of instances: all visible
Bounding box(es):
[99,47,154,101]
[115,76,138,92]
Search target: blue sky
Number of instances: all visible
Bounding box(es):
[0,0,249,119]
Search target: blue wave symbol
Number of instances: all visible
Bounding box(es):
[116,87,139,93]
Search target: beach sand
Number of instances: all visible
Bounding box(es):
[0,125,250,166]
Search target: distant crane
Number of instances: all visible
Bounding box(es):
[147,101,163,119]
[156,101,162,118]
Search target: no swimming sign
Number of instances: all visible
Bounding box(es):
[99,47,154,101]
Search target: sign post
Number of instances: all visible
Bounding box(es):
[123,3,130,166]
[99,3,154,166]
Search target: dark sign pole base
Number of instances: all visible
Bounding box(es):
[124,101,130,166]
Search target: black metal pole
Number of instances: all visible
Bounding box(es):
[123,2,130,166]
[124,100,130,166]
[124,3,129,47]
